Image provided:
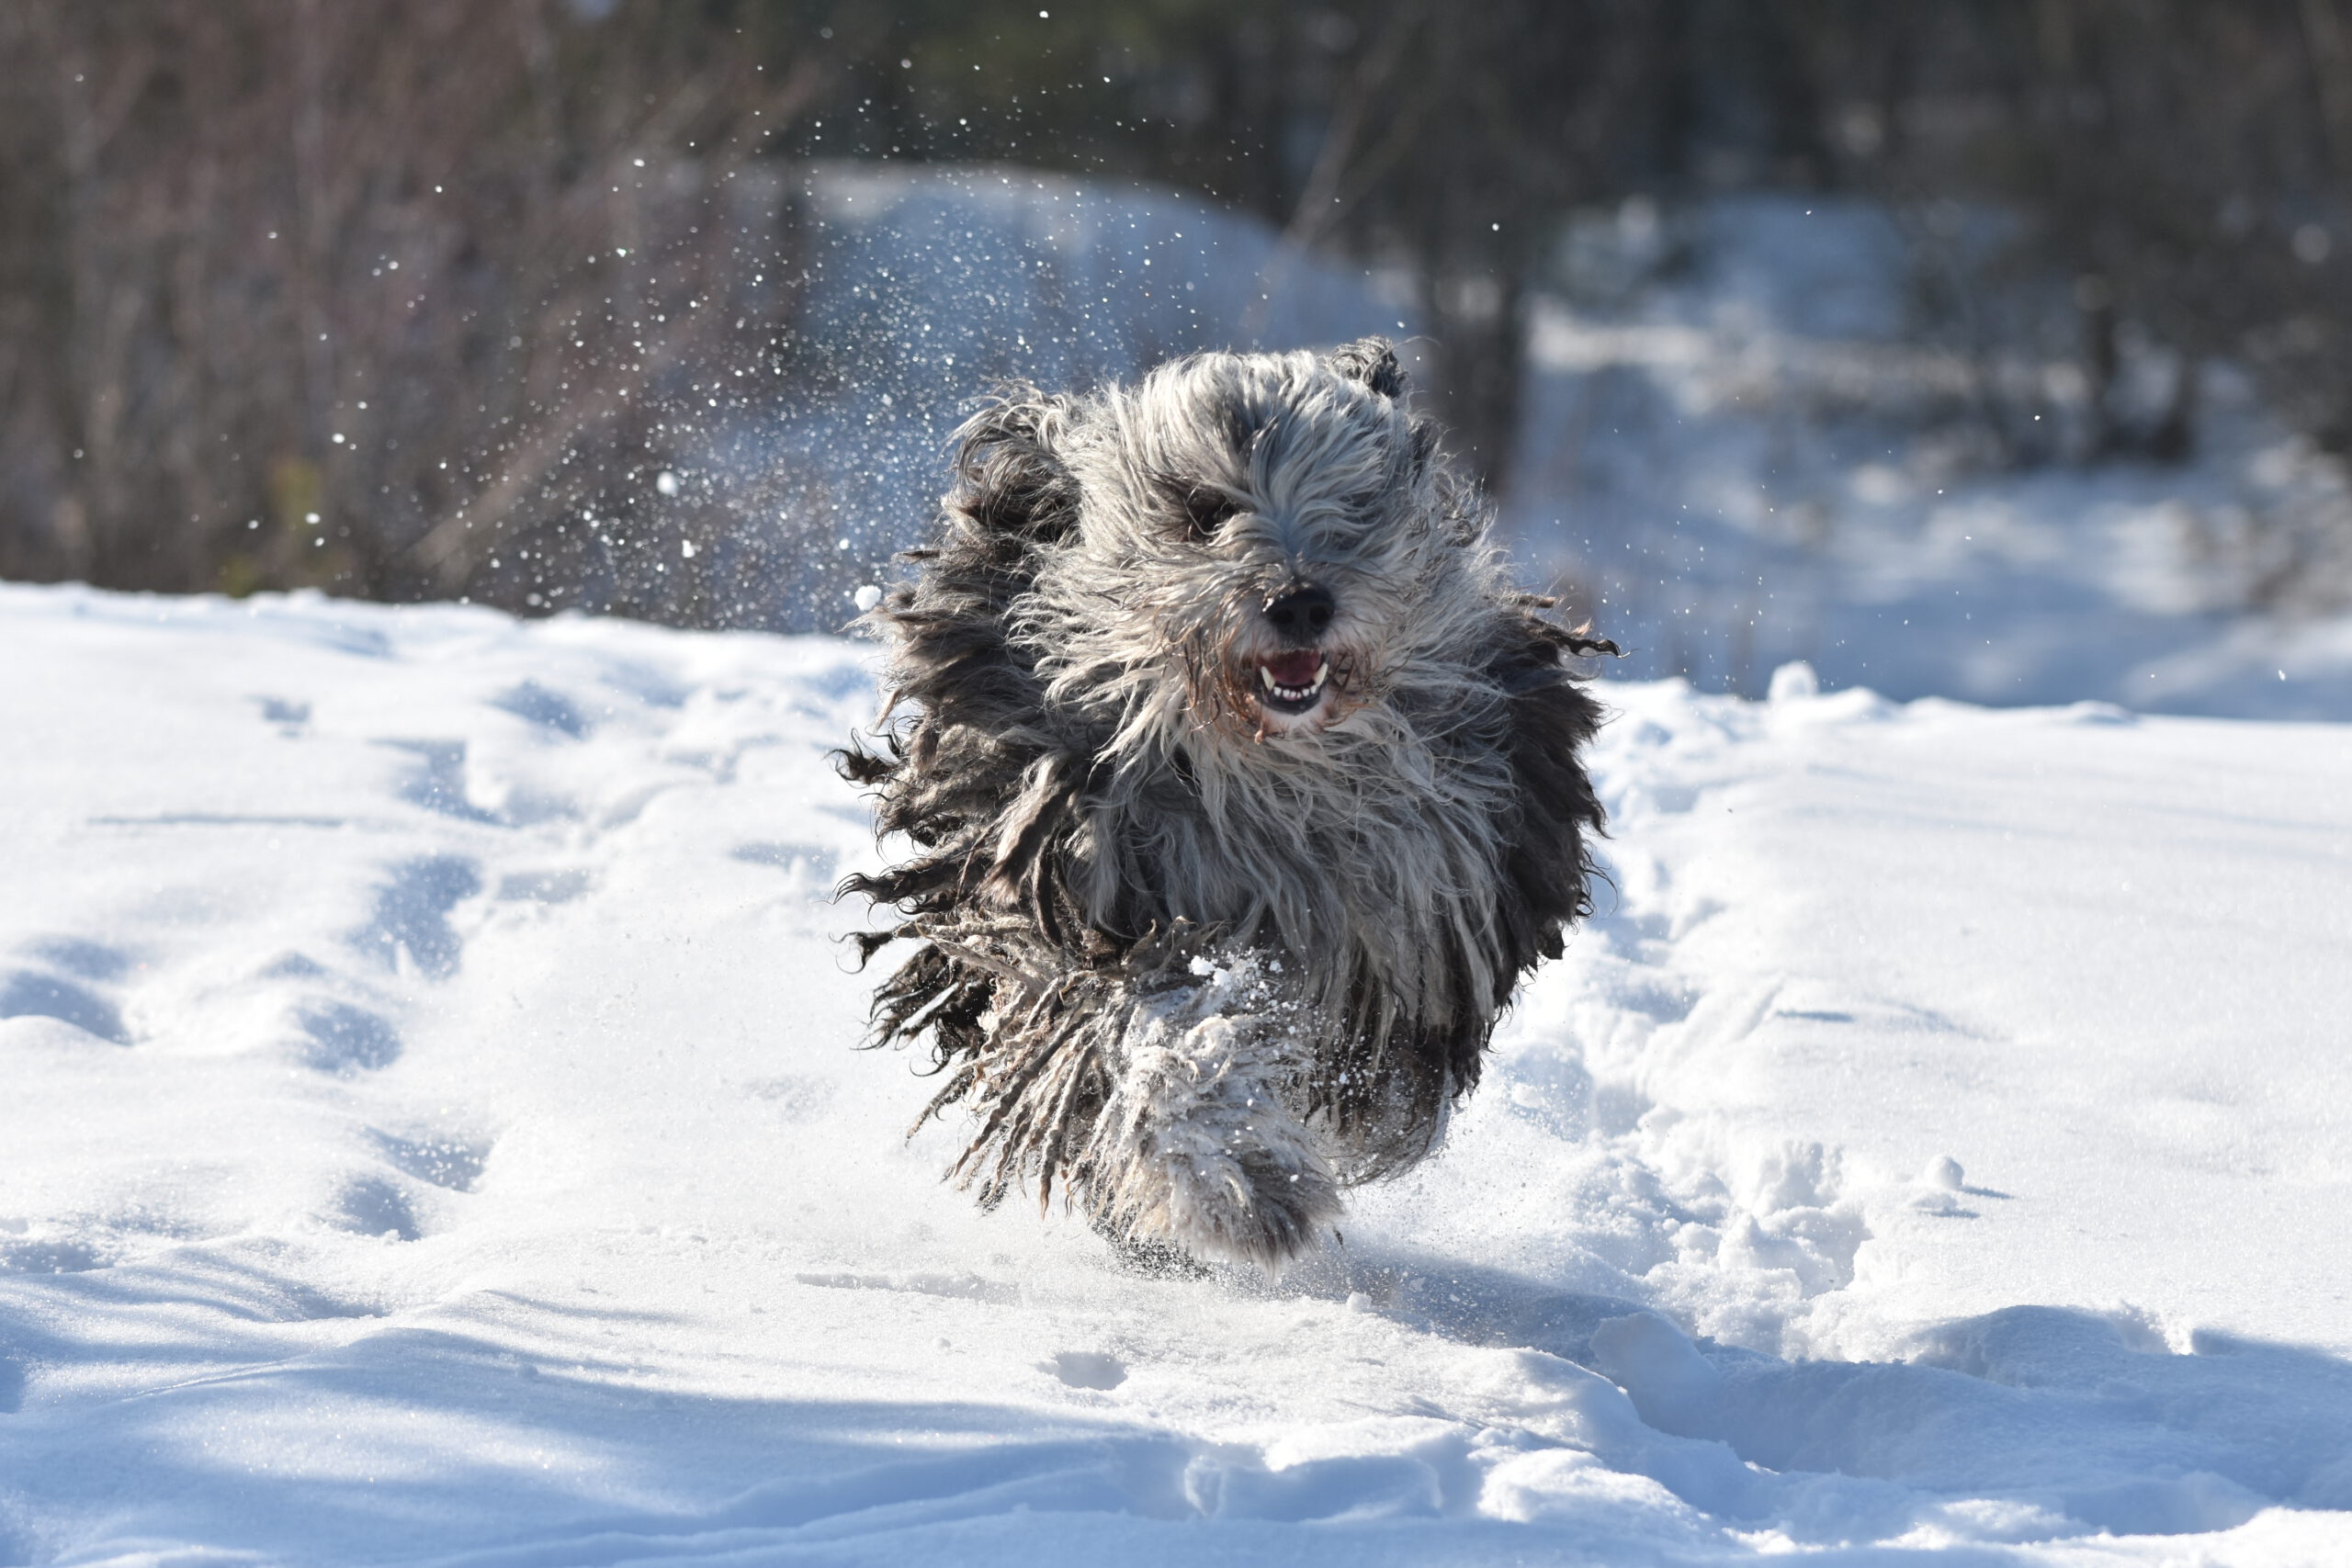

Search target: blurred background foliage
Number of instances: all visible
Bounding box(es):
[2,0,2348,666]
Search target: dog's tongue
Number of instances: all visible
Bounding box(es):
[1263,650,1322,687]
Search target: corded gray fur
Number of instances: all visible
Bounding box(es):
[840,339,1611,1272]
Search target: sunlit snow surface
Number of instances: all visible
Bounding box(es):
[3,582,2348,1565]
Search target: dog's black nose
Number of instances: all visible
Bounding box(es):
[1261,585,1335,643]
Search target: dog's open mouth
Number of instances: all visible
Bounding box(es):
[1255,649,1331,716]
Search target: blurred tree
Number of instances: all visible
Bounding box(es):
[1793,0,2351,469]
[3,0,2346,620]
[0,0,831,606]
[781,0,1676,481]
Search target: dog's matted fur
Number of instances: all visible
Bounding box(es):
[840,338,1611,1271]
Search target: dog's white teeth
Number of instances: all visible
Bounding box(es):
[1258,658,1331,707]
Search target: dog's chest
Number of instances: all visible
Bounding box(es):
[1080,736,1510,999]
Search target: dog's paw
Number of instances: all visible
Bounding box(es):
[1182,1144,1344,1271]
[1088,1013,1344,1273]
[1094,1143,1343,1274]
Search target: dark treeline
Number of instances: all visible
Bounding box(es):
[2,0,2346,622]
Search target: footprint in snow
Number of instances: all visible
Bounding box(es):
[1046,1350,1127,1391]
[0,970,128,1045]
[491,680,593,739]
[378,739,498,824]
[368,1128,492,1192]
[0,938,134,1044]
[252,695,311,729]
[333,1176,422,1243]
[351,854,481,980]
[23,937,130,982]
[0,1235,107,1277]
[295,1000,402,1073]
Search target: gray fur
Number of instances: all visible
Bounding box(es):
[841,339,1611,1272]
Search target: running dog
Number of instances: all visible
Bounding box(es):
[841,338,1611,1271]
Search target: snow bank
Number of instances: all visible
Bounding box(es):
[2,583,2347,1565]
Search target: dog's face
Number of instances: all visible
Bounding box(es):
[1033,342,1487,749]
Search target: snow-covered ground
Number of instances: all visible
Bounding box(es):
[1504,197,2352,718]
[5,581,2347,1564]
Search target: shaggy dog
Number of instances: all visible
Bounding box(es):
[841,338,1611,1272]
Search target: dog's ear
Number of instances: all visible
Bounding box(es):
[945,388,1078,545]
[1327,337,1408,400]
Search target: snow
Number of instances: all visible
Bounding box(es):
[4,581,2347,1565]
[1506,196,2352,718]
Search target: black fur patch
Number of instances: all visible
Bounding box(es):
[1327,337,1409,399]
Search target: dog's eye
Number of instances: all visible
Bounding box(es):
[1182,489,1240,538]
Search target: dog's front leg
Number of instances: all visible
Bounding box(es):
[1080,966,1342,1272]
